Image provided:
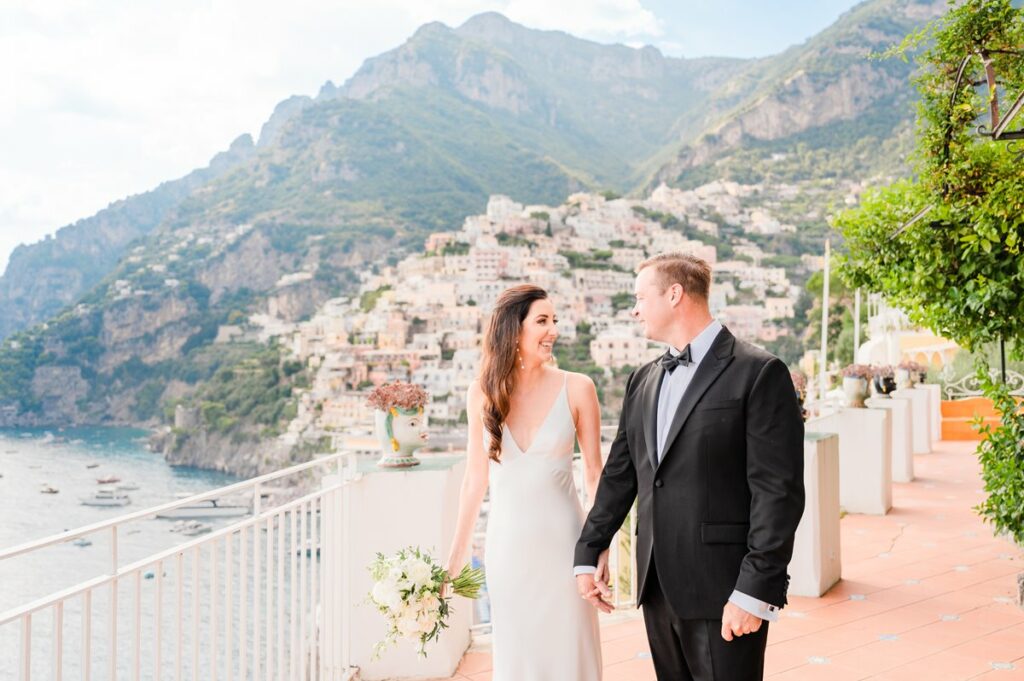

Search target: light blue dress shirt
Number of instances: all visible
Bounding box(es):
[576,319,780,622]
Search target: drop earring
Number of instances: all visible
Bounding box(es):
[517,343,525,370]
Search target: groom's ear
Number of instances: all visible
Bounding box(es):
[669,283,684,306]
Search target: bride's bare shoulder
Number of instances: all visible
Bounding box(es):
[467,379,485,406]
[563,370,597,397]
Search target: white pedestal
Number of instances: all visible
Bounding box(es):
[893,388,932,454]
[867,396,914,483]
[335,456,471,680]
[788,434,842,597]
[806,408,892,515]
[916,383,943,443]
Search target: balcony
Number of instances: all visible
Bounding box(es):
[2,440,1022,680]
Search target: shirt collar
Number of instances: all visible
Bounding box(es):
[669,319,722,366]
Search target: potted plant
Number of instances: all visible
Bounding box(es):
[366,382,430,468]
[872,365,897,397]
[897,360,926,388]
[894,362,913,390]
[840,364,873,408]
[790,370,809,421]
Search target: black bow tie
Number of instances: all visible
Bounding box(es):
[659,345,692,373]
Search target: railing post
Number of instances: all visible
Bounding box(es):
[110,526,118,681]
[340,473,352,671]
[21,613,31,681]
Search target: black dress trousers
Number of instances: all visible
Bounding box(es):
[642,557,769,681]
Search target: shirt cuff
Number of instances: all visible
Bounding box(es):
[728,590,780,622]
[574,565,597,576]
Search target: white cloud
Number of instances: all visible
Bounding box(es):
[503,0,663,41]
[1,0,667,273]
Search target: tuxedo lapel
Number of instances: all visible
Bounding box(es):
[642,363,666,471]
[655,328,736,472]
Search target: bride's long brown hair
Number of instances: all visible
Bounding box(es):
[480,284,549,463]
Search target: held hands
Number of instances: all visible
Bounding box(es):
[720,601,763,641]
[575,549,613,614]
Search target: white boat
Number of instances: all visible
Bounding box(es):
[81,490,132,507]
[156,498,249,519]
[181,521,213,536]
[116,482,140,491]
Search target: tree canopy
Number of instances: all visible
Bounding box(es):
[834,0,1024,354]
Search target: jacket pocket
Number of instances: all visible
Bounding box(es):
[700,522,749,544]
[701,398,742,411]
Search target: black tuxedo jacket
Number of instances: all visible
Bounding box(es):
[575,326,805,619]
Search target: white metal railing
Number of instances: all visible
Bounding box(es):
[3,449,640,679]
[0,452,358,681]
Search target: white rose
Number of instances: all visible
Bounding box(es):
[372,581,404,611]
[419,593,440,614]
[407,561,433,588]
[371,581,391,606]
[397,615,420,638]
[418,612,437,634]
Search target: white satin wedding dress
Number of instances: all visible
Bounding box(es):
[483,371,603,681]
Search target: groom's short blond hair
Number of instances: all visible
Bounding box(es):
[637,252,712,301]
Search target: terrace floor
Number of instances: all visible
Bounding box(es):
[440,439,1024,680]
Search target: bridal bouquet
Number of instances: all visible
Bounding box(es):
[368,546,485,658]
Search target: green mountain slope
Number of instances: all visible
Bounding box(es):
[653,0,946,188]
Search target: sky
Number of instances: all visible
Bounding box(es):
[1,0,862,274]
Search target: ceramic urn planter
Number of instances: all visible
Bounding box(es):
[842,376,869,408]
[366,382,431,468]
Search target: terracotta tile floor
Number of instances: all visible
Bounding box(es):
[440,440,1024,680]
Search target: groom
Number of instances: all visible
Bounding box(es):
[575,253,805,680]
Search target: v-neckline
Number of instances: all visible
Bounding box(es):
[504,375,565,454]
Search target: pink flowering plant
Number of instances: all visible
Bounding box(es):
[840,364,874,381]
[790,370,807,394]
[872,364,895,379]
[367,382,429,412]
[898,360,927,375]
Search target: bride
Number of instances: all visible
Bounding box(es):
[446,284,605,680]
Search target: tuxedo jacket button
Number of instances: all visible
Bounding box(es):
[654,479,663,488]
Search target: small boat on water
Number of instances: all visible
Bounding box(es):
[81,489,131,507]
[86,462,100,469]
[72,538,92,547]
[156,498,249,520]
[296,539,320,557]
[96,475,121,485]
[40,485,59,494]
[170,520,213,536]
[116,482,140,491]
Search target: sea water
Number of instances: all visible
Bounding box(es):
[0,427,244,679]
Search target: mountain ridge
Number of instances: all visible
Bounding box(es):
[0,0,948,468]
